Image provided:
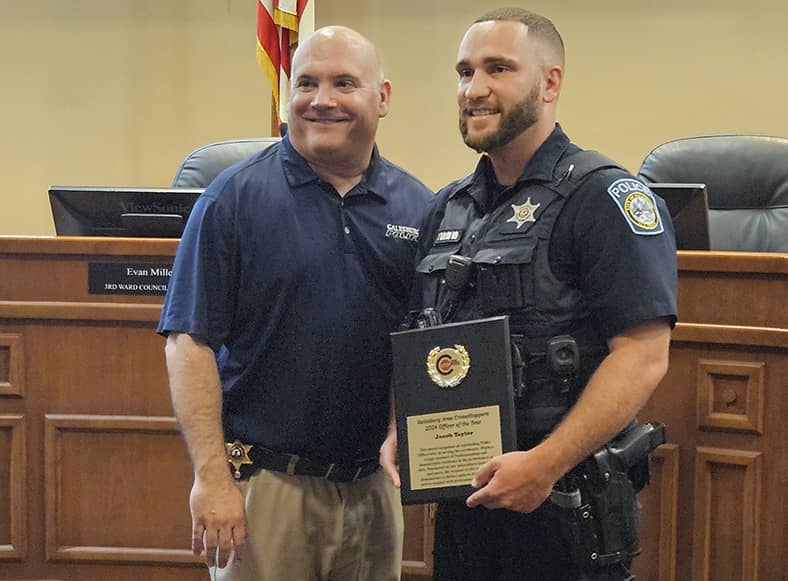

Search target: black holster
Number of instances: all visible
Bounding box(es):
[554,469,640,569]
[550,422,666,569]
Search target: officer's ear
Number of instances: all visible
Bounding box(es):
[542,65,562,104]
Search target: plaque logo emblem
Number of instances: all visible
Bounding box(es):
[426,345,471,388]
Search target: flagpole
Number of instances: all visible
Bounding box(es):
[271,104,281,137]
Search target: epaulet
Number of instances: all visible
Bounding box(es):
[550,150,624,197]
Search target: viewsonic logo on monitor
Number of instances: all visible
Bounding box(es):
[119,201,193,215]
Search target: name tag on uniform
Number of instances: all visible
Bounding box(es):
[434,229,463,244]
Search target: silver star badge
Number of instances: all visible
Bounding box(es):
[506,197,541,229]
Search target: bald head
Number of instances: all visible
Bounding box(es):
[285,25,391,176]
[291,26,384,87]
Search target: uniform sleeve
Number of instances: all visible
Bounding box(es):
[156,186,238,351]
[559,172,678,340]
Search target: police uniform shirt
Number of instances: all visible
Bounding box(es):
[417,124,678,342]
[158,135,432,463]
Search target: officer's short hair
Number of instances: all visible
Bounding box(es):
[473,7,565,68]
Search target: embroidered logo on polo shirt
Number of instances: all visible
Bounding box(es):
[386,224,420,241]
[607,178,664,235]
[506,197,541,229]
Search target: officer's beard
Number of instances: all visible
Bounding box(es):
[460,82,542,154]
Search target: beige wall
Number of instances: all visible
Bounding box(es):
[323,0,788,191]
[2,0,788,235]
[0,0,271,235]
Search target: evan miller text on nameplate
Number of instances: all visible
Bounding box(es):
[88,262,173,296]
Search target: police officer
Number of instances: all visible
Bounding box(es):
[380,7,677,581]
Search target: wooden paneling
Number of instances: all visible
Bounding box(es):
[1,240,785,581]
[0,237,205,580]
[691,448,762,581]
[675,251,787,328]
[44,415,199,565]
[0,415,26,561]
[634,444,679,581]
[401,503,435,580]
[638,251,785,581]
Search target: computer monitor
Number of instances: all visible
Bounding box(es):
[48,186,203,238]
[646,182,711,250]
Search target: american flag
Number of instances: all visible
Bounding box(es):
[257,0,315,126]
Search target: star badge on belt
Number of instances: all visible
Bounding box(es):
[507,197,541,229]
[225,440,253,480]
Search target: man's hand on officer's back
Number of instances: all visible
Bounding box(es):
[190,474,247,569]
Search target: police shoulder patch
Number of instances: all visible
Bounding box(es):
[606,178,664,235]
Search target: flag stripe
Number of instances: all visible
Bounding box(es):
[258,0,314,125]
[257,2,280,67]
[257,1,281,112]
[274,10,299,32]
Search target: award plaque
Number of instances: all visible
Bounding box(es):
[390,316,517,504]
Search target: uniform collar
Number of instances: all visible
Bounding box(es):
[280,134,388,201]
[454,124,571,207]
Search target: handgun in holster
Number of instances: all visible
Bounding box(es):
[549,422,667,569]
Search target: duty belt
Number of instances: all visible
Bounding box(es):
[225,440,380,483]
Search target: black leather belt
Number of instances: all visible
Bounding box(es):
[225,440,380,483]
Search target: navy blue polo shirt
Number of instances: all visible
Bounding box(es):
[158,135,432,463]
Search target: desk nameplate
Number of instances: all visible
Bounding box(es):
[88,262,173,296]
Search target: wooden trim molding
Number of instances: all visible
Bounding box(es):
[44,414,201,566]
[672,324,787,349]
[677,251,788,274]
[0,414,27,560]
[0,333,25,397]
[0,236,179,257]
[0,302,161,323]
[692,447,762,581]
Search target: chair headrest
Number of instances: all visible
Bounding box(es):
[638,134,788,210]
[172,137,281,188]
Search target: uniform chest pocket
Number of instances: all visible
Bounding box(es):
[472,237,537,314]
[416,247,459,307]
[415,248,458,275]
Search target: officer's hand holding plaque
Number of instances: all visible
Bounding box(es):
[390,316,517,504]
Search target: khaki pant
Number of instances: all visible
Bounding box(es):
[211,468,403,581]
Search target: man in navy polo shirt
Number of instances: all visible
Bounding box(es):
[158,26,431,581]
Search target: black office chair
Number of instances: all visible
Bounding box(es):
[638,134,788,252]
[172,137,281,188]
